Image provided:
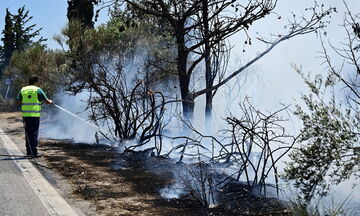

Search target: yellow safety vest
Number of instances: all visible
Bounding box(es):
[21,85,42,117]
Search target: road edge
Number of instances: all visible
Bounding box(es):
[0,126,83,216]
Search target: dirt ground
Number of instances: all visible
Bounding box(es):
[0,112,291,216]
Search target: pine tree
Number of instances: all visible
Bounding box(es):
[67,0,97,29]
[0,6,45,77]
[13,6,45,51]
[0,9,15,77]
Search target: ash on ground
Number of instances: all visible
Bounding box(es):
[117,147,291,215]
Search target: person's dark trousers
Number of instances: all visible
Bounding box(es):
[23,117,40,156]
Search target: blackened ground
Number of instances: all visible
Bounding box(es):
[0,112,292,215]
[40,139,292,216]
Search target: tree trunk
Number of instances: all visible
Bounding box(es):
[178,53,194,120]
[205,92,212,117]
[203,0,213,124]
[175,25,194,121]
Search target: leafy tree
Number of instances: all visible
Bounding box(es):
[5,45,67,96]
[67,0,98,29]
[12,6,45,51]
[0,6,45,78]
[66,0,99,52]
[285,3,360,202]
[285,75,358,201]
[0,9,15,77]
[63,4,178,93]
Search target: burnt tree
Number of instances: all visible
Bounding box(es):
[118,0,335,122]
[65,17,167,147]
[123,0,277,120]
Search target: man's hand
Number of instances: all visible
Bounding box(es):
[45,99,53,104]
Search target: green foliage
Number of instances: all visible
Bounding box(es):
[0,9,16,75]
[0,6,46,77]
[285,68,360,202]
[12,6,46,51]
[285,8,360,203]
[289,193,357,216]
[63,12,177,93]
[66,0,101,52]
[67,0,97,29]
[64,17,141,72]
[5,45,67,96]
[114,1,173,38]
[61,16,168,142]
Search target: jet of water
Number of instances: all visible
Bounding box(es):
[53,103,117,145]
[53,104,100,129]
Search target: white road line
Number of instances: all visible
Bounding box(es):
[0,127,81,216]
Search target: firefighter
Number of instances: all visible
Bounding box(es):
[17,76,53,158]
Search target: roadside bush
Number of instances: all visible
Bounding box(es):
[0,95,18,112]
[4,44,68,97]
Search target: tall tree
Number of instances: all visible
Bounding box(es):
[122,0,335,121]
[197,0,230,120]
[64,17,167,145]
[67,0,98,29]
[66,0,99,55]
[0,6,45,77]
[124,0,277,120]
[0,9,15,77]
[201,0,213,119]
[12,6,45,51]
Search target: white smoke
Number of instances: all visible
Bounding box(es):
[41,91,99,143]
[160,183,187,199]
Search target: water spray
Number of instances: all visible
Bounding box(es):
[53,103,113,144]
[54,104,99,129]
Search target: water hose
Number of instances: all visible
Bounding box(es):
[52,103,113,144]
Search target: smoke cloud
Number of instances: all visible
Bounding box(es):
[41,91,99,144]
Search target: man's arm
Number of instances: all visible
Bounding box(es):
[44,98,53,104]
[37,88,53,104]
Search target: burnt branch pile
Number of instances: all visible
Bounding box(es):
[159,99,299,207]
[218,100,299,195]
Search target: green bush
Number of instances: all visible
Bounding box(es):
[0,95,19,112]
[4,44,68,98]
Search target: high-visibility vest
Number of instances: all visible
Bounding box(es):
[20,85,42,117]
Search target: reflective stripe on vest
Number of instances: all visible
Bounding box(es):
[21,85,42,117]
[22,103,42,105]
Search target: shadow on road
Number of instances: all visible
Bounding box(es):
[0,154,30,161]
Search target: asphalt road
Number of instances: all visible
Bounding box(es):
[0,138,50,216]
